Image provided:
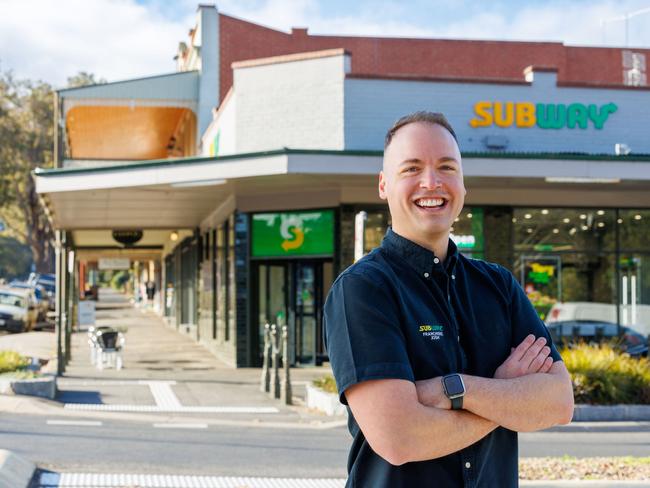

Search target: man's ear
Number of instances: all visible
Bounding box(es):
[378,171,387,200]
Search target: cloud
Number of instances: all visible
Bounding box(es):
[1,0,648,88]
[0,0,194,87]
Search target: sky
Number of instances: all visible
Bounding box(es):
[1,0,649,88]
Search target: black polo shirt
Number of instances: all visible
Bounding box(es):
[323,228,562,488]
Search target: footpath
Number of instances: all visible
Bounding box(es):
[0,289,648,488]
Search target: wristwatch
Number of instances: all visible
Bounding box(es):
[442,373,466,410]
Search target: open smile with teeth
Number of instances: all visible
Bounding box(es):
[414,198,447,209]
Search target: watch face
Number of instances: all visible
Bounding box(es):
[444,374,465,397]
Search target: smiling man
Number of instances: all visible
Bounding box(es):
[323,111,574,487]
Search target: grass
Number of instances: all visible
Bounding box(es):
[313,374,338,394]
[561,343,650,405]
[0,350,31,374]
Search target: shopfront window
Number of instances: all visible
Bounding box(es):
[451,207,484,259]
[514,208,616,253]
[514,208,618,321]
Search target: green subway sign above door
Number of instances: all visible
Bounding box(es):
[252,210,334,257]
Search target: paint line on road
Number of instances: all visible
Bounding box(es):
[37,473,345,487]
[148,381,183,409]
[153,423,208,429]
[63,404,279,413]
[46,420,103,427]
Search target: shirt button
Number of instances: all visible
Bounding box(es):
[433,257,440,264]
[465,462,471,469]
[451,275,456,280]
[423,272,430,278]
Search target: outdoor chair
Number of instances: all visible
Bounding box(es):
[92,328,125,370]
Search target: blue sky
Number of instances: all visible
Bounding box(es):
[1,0,649,87]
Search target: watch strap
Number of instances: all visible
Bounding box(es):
[450,395,463,410]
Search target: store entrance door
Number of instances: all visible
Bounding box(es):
[253,260,331,366]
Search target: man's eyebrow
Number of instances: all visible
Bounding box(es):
[398,158,424,166]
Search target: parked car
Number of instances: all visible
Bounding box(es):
[546,320,648,357]
[0,287,38,333]
[8,281,50,321]
[547,301,650,337]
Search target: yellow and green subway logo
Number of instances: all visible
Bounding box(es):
[470,101,618,130]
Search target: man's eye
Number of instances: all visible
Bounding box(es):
[404,166,419,173]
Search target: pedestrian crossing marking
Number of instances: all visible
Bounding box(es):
[37,472,345,487]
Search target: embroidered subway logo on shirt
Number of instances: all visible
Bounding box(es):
[419,324,444,340]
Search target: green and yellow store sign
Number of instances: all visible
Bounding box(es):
[469,101,617,130]
[252,210,334,257]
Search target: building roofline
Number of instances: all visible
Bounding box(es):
[34,149,650,178]
[346,73,530,86]
[57,70,199,93]
[232,48,349,69]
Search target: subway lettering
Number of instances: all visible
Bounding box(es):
[470,102,617,129]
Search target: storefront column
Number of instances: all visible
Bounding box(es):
[65,248,74,362]
[54,230,65,375]
[484,206,514,271]
[234,212,250,367]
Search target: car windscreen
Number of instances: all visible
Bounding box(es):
[0,293,27,308]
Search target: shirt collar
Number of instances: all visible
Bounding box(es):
[381,227,459,276]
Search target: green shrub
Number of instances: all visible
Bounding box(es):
[0,350,31,374]
[561,343,650,405]
[313,374,338,394]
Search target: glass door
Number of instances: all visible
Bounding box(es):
[294,262,318,365]
[255,263,288,364]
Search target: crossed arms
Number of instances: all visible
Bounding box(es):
[345,334,575,466]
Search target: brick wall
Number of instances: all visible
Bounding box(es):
[217,13,650,103]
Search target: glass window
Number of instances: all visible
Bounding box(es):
[516,252,617,321]
[514,208,615,253]
[451,207,484,258]
[619,253,650,335]
[363,210,391,254]
[618,209,650,251]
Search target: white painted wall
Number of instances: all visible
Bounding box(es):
[232,53,349,153]
[202,94,236,157]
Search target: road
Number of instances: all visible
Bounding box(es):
[1,414,649,479]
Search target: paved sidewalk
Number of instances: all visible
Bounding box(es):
[0,288,343,427]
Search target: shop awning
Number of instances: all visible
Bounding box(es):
[35,149,650,232]
[59,71,199,160]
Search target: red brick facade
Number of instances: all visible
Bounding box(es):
[218,13,649,102]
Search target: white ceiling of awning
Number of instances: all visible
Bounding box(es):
[35,151,650,241]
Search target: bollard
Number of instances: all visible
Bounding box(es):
[270,324,280,399]
[280,325,292,405]
[260,323,271,392]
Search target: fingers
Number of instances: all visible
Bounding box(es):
[521,337,547,371]
[528,345,551,373]
[539,356,554,373]
[510,334,536,361]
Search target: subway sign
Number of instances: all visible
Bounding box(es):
[469,101,617,130]
[252,210,334,257]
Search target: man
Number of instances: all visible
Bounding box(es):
[323,111,574,487]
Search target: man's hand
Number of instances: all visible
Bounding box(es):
[494,334,554,379]
[416,334,553,409]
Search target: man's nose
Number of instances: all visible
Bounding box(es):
[420,169,442,189]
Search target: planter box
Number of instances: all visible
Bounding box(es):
[573,404,650,421]
[0,374,57,400]
[306,384,347,416]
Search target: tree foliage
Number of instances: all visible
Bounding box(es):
[0,69,54,273]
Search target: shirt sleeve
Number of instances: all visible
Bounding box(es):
[323,270,414,404]
[502,267,563,362]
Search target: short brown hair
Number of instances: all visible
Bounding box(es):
[384,111,458,150]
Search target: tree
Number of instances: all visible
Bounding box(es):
[0,69,54,274]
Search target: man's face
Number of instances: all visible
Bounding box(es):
[379,122,465,247]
